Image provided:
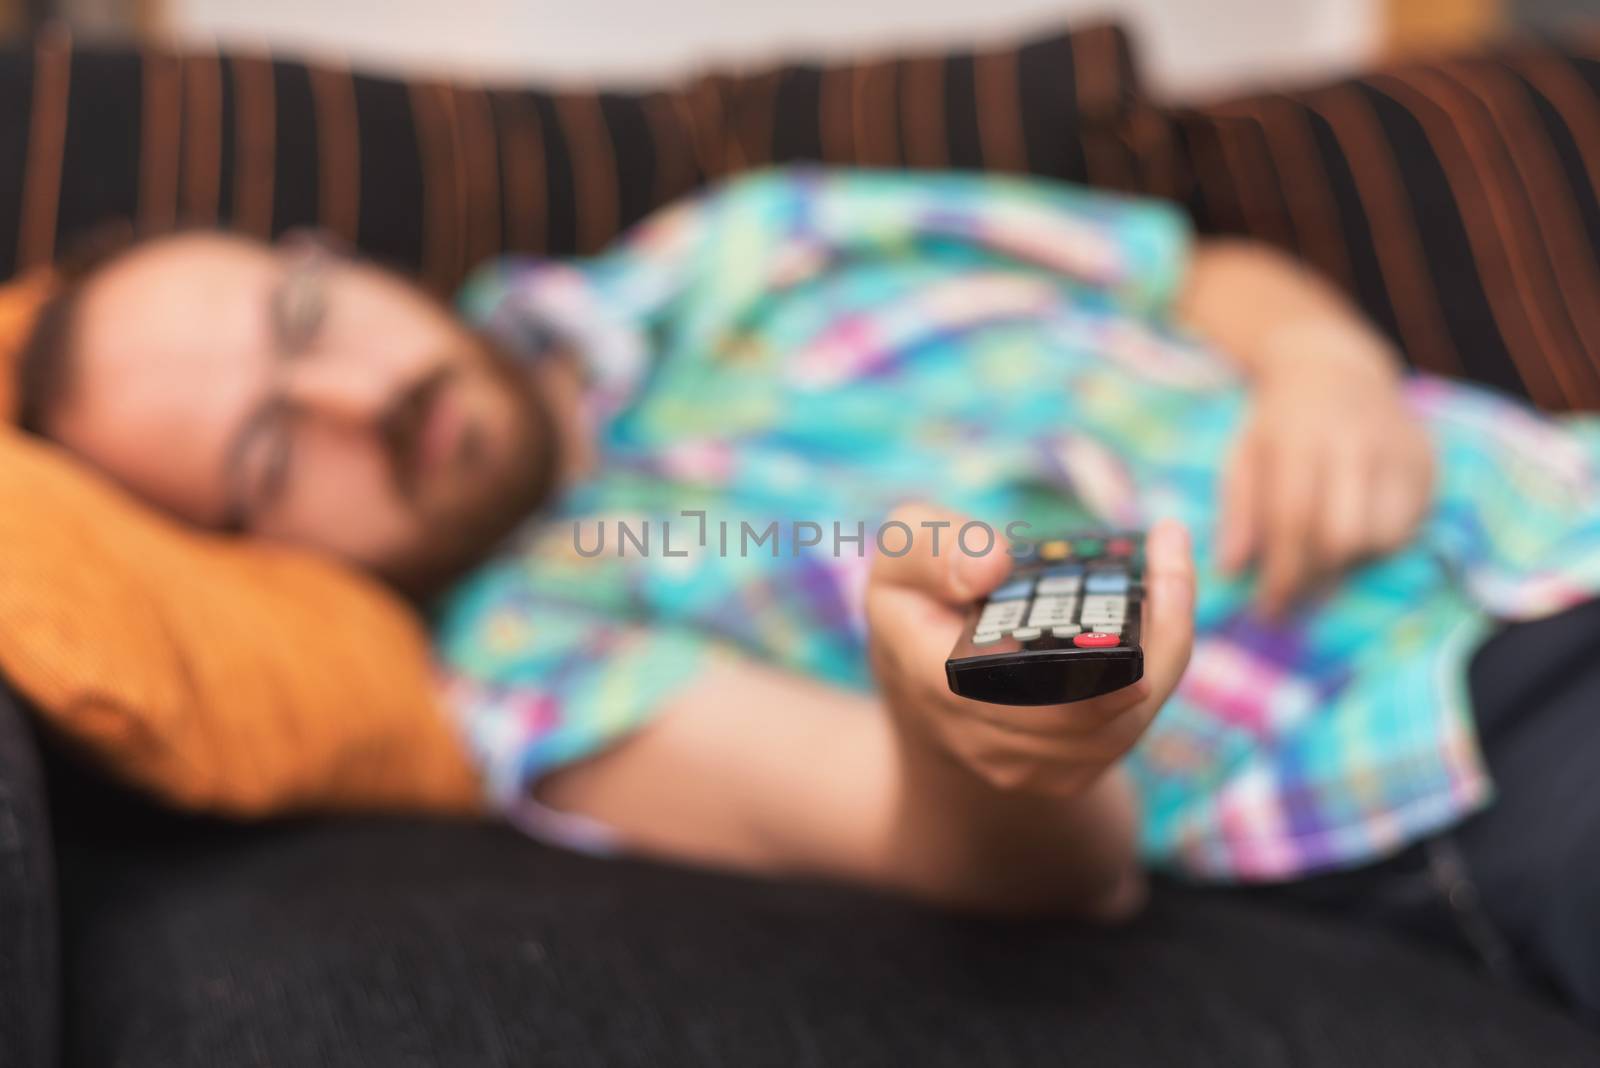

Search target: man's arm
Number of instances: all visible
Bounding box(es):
[538,509,1196,918]
[1177,239,1402,381]
[1176,239,1435,617]
[537,654,1143,916]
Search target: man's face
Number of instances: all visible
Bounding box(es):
[40,232,554,590]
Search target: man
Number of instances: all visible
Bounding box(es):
[15,169,1600,1019]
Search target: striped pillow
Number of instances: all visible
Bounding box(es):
[1166,38,1600,411]
[0,22,1143,295]
[1,31,712,293]
[709,22,1142,180]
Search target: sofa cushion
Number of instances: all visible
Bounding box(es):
[0,675,58,1068]
[0,32,713,291]
[48,768,1600,1067]
[0,22,1145,296]
[711,21,1142,180]
[1165,37,1600,410]
[0,418,483,817]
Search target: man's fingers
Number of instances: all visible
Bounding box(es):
[1216,432,1259,574]
[964,676,1152,738]
[868,502,1012,605]
[1141,517,1195,699]
[965,521,1194,772]
[1257,443,1317,618]
[992,517,1194,734]
[865,503,1013,685]
[1369,467,1419,553]
[1316,441,1370,572]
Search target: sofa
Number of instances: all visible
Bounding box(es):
[4,26,1600,1066]
[6,677,1600,1067]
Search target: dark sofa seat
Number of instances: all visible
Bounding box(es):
[0,685,1587,1067]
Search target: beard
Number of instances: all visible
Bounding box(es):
[378,331,565,605]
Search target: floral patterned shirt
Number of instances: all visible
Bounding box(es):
[437,168,1600,881]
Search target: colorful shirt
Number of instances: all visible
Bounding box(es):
[436,167,1600,882]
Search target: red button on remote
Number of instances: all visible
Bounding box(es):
[1073,632,1121,648]
[1108,537,1134,556]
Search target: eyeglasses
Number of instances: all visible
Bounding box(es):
[219,232,343,533]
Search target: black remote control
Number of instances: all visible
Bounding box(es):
[945,532,1145,705]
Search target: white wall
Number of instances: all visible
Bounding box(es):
[163,0,1382,102]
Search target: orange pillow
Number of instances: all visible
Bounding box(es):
[0,275,482,815]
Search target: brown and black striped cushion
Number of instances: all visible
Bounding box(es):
[1166,37,1600,412]
[708,22,1143,183]
[0,22,1143,296]
[1,30,716,294]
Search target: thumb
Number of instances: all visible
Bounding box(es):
[869,502,1012,606]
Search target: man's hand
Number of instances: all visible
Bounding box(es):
[866,504,1195,799]
[1217,337,1434,619]
[528,508,1193,917]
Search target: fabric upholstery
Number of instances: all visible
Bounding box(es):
[0,23,1144,295]
[1163,36,1600,410]
[6,27,1596,413]
[0,420,483,816]
[0,669,58,1068]
[711,22,1143,180]
[0,28,713,291]
[46,772,1600,1067]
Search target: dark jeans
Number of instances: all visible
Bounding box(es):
[1260,596,1600,1025]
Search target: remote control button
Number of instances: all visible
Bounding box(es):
[972,631,1004,645]
[989,579,1033,601]
[979,601,1028,626]
[1073,538,1104,558]
[1085,572,1130,594]
[1042,563,1084,577]
[1108,537,1134,556]
[1051,624,1082,638]
[1028,610,1075,628]
[1073,631,1121,648]
[1036,574,1082,595]
[1011,626,1042,641]
[1026,595,1077,624]
[1080,595,1126,620]
[1039,540,1071,561]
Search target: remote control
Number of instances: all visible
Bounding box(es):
[945,532,1145,705]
